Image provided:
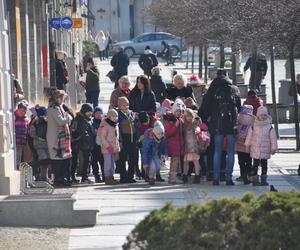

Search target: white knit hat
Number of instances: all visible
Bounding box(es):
[153,121,165,138]
[172,99,186,113]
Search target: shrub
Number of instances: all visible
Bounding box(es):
[83,40,98,56]
[123,192,300,250]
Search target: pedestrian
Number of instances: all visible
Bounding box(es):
[142,121,168,185]
[15,101,29,166]
[111,47,130,89]
[245,106,278,186]
[164,99,185,184]
[82,51,94,73]
[95,30,107,61]
[166,74,196,102]
[104,31,113,59]
[109,76,131,109]
[182,108,202,184]
[128,75,157,115]
[29,106,50,181]
[91,106,105,183]
[97,109,120,185]
[235,105,255,185]
[85,61,100,108]
[138,46,158,77]
[47,90,72,187]
[117,97,137,183]
[200,69,241,186]
[76,103,95,184]
[244,53,268,92]
[13,77,25,105]
[161,41,173,66]
[188,74,207,108]
[55,51,69,91]
[288,73,300,100]
[243,90,263,116]
[150,66,166,104]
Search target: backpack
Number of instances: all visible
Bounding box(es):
[70,118,80,143]
[35,118,47,140]
[144,54,154,69]
[213,84,238,134]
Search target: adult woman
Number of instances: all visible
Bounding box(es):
[166,74,196,102]
[85,61,100,108]
[128,75,156,115]
[47,90,72,187]
[150,66,166,104]
[109,76,131,109]
[95,31,107,61]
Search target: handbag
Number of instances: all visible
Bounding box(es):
[106,69,118,82]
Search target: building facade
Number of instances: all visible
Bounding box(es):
[88,0,155,41]
[0,0,89,195]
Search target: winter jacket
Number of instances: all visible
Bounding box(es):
[77,113,95,152]
[244,55,268,76]
[110,51,130,78]
[200,76,241,135]
[109,87,131,109]
[85,66,100,92]
[55,59,68,90]
[118,111,136,143]
[245,119,277,160]
[151,75,166,103]
[243,96,263,116]
[138,52,158,76]
[184,125,201,154]
[235,113,255,153]
[166,85,195,102]
[164,117,184,157]
[128,89,157,114]
[47,103,72,160]
[29,118,49,161]
[191,85,207,108]
[142,128,167,165]
[15,114,28,146]
[97,119,120,154]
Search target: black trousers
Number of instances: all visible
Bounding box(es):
[252,159,268,176]
[118,135,137,181]
[86,90,100,109]
[91,145,104,178]
[81,150,91,179]
[237,152,252,178]
[52,159,69,182]
[71,147,79,177]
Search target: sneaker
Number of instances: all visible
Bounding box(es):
[213,180,219,186]
[94,175,102,183]
[226,180,235,186]
[81,178,94,184]
[156,174,165,182]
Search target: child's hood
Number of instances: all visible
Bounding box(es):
[238,113,255,126]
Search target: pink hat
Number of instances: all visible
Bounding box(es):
[189,74,204,86]
[256,106,269,117]
[161,99,173,111]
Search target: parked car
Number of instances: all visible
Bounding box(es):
[112,32,186,58]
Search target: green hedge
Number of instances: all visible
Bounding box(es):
[83,40,98,55]
[123,192,300,250]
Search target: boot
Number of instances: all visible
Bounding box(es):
[94,174,102,183]
[168,172,183,184]
[156,174,165,182]
[260,175,269,186]
[243,175,251,185]
[193,175,200,184]
[251,175,261,186]
[149,178,155,185]
[182,175,188,184]
[105,176,116,185]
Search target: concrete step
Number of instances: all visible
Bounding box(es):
[0,193,99,227]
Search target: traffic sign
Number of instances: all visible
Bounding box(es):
[50,18,61,29]
[61,16,73,30]
[72,18,83,28]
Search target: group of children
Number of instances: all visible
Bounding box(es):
[14,78,278,187]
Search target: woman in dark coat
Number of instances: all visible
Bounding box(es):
[150,66,166,104]
[128,75,157,115]
[85,62,100,108]
[166,74,196,102]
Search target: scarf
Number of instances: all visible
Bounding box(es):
[254,117,271,126]
[92,118,101,130]
[105,118,118,127]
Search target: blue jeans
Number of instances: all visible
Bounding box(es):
[213,134,235,181]
[149,154,161,179]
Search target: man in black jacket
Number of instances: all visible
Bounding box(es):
[244,53,268,91]
[200,69,241,186]
[85,62,100,108]
[111,47,130,88]
[138,46,158,77]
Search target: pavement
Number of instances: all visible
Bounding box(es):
[0,57,299,250]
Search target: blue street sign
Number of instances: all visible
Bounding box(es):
[61,16,73,30]
[50,18,61,29]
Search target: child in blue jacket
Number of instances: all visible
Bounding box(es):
[142,121,168,185]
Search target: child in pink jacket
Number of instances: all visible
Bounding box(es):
[97,109,120,185]
[164,99,185,184]
[245,106,277,186]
